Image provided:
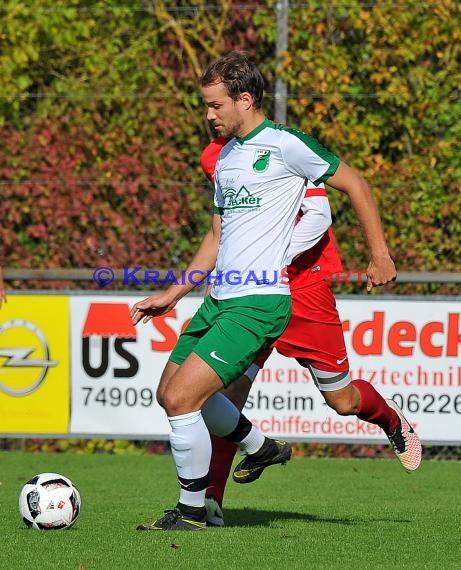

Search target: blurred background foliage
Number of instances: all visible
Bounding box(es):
[0,0,460,294]
[3,437,460,460]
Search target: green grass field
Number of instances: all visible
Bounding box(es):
[0,451,460,570]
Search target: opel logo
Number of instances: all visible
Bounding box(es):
[0,319,58,397]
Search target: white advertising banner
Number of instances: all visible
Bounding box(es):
[247,298,461,444]
[70,296,461,444]
[70,296,202,437]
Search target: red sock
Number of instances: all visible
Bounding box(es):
[352,379,399,434]
[205,435,238,507]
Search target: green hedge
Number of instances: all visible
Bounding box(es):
[0,1,459,285]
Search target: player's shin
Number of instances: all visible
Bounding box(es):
[202,392,292,484]
[202,392,265,453]
[168,411,210,517]
[206,435,238,506]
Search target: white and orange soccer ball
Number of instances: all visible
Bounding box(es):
[19,472,81,530]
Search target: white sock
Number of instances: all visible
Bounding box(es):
[202,394,266,454]
[168,410,211,508]
[239,426,265,454]
[201,392,240,436]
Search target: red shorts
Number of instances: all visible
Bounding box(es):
[256,280,349,373]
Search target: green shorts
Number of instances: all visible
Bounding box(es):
[170,294,291,387]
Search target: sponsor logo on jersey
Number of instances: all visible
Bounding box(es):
[222,185,262,210]
[253,149,271,172]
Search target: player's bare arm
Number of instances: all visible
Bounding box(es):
[326,161,397,290]
[130,214,221,325]
[0,266,6,308]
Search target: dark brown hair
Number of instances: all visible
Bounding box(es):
[200,51,265,110]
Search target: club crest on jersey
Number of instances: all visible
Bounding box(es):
[253,149,271,172]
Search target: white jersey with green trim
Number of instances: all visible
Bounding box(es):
[211,118,339,300]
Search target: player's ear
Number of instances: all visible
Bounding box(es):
[239,91,254,110]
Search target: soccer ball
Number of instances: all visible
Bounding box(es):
[19,472,81,530]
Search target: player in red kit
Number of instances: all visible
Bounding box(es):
[200,137,422,527]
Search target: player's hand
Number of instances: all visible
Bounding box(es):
[0,267,6,309]
[366,254,397,291]
[0,289,6,309]
[130,291,178,325]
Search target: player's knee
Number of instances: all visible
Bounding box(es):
[157,386,182,415]
[328,399,356,416]
[156,386,166,408]
[159,383,203,416]
[156,387,169,411]
[324,390,360,416]
[156,366,176,409]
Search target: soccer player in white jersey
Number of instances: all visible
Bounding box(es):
[200,138,421,527]
[130,51,397,531]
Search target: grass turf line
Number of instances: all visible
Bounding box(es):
[0,451,460,569]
